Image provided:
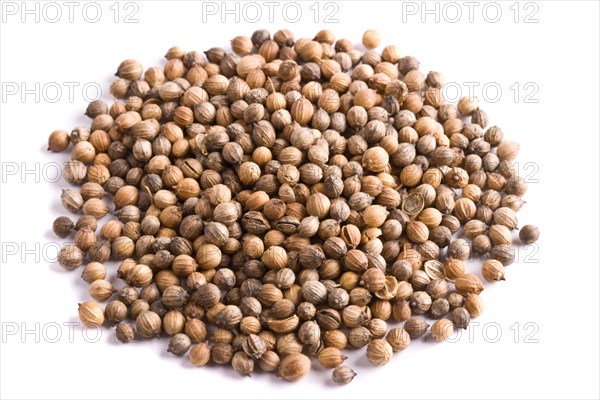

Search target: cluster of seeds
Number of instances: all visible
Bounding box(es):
[49,29,539,384]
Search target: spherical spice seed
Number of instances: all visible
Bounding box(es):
[136,311,162,339]
[482,259,506,282]
[48,130,70,152]
[278,353,311,381]
[168,333,192,356]
[519,224,540,244]
[431,319,454,343]
[52,216,75,238]
[115,322,136,343]
[58,245,84,270]
[366,338,393,366]
[232,351,255,376]
[46,29,539,383]
[362,30,382,49]
[78,301,105,328]
[189,342,211,367]
[332,365,357,385]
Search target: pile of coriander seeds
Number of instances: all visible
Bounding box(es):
[49,29,540,384]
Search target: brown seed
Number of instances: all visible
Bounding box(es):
[57,245,84,270]
[464,294,485,317]
[317,347,347,368]
[116,59,143,80]
[261,246,288,270]
[386,328,410,352]
[431,319,454,342]
[362,147,389,173]
[189,342,211,367]
[88,279,115,302]
[455,274,484,296]
[366,338,393,366]
[362,30,381,49]
[332,365,357,385]
[136,311,162,339]
[406,221,429,243]
[48,130,70,152]
[482,259,506,282]
[519,224,540,244]
[78,301,105,328]
[278,353,311,381]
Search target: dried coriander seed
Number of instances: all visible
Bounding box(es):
[88,279,116,302]
[404,317,429,339]
[386,328,410,352]
[482,259,506,282]
[519,224,540,244]
[48,130,70,152]
[189,342,211,367]
[430,319,454,343]
[362,30,381,49]
[232,351,255,376]
[332,365,357,385]
[278,353,311,381]
[136,311,162,339]
[366,338,393,366]
[78,301,105,328]
[58,245,84,270]
[451,307,471,330]
[317,347,347,368]
[53,216,74,238]
[168,333,192,356]
[115,322,136,343]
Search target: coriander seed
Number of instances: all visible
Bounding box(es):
[332,365,357,385]
[366,338,393,366]
[278,353,311,381]
[189,342,211,367]
[168,333,192,356]
[232,351,255,376]
[430,319,454,343]
[519,224,540,244]
[78,301,105,328]
[53,216,74,238]
[115,322,136,343]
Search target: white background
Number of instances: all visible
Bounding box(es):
[1,1,599,399]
